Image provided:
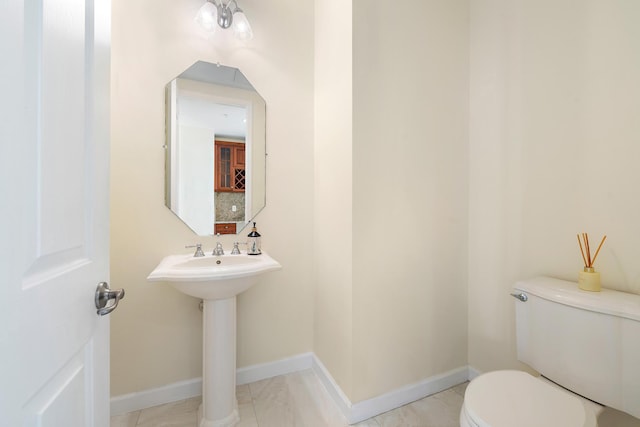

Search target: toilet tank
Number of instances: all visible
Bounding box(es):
[514,276,640,419]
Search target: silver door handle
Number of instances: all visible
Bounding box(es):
[95,282,125,316]
[510,292,528,302]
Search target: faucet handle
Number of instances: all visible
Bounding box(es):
[231,242,244,254]
[212,241,225,256]
[186,243,205,257]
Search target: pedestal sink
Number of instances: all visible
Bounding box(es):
[147,251,281,427]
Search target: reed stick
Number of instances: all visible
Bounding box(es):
[590,235,607,267]
[583,233,592,267]
[577,234,587,267]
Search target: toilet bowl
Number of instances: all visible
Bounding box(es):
[460,370,598,427]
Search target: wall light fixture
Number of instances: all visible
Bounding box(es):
[195,0,254,40]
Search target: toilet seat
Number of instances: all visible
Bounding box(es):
[461,370,597,427]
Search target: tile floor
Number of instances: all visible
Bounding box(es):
[110,369,467,427]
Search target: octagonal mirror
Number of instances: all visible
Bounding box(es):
[165,61,266,235]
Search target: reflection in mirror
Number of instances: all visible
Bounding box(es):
[165,62,266,235]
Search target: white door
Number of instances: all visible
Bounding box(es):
[0,0,114,425]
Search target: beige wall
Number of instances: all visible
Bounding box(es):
[313,0,469,403]
[313,0,354,398]
[110,0,315,395]
[351,0,469,402]
[468,0,640,373]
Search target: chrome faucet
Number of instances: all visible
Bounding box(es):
[186,243,205,257]
[212,242,225,256]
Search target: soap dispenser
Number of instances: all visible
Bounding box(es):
[247,222,261,255]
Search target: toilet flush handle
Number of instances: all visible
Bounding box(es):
[510,292,528,302]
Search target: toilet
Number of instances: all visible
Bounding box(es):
[460,276,640,427]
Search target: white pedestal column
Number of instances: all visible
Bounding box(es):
[199,297,239,427]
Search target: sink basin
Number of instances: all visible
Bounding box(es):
[147,251,281,300]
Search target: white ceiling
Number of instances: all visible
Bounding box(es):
[174,61,253,139]
[179,96,247,139]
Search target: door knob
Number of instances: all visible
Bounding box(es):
[95,282,125,316]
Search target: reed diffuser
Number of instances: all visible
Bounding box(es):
[577,233,606,292]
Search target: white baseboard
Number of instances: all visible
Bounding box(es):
[236,352,314,385]
[468,365,482,380]
[110,353,314,416]
[347,366,469,424]
[311,354,353,417]
[110,377,202,416]
[312,356,470,424]
[111,352,474,421]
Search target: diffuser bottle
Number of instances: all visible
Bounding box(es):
[578,267,601,292]
[577,233,606,292]
[247,222,261,255]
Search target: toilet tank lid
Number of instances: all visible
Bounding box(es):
[514,276,640,322]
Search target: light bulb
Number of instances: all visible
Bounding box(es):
[232,10,253,40]
[195,2,217,32]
